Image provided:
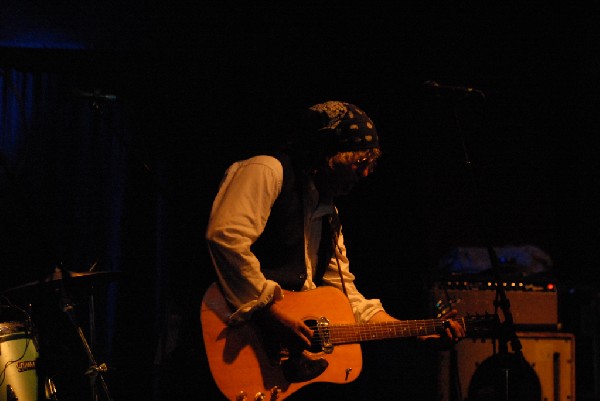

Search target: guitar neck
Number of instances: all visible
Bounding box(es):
[329,318,466,344]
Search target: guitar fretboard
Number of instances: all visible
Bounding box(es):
[327,318,467,344]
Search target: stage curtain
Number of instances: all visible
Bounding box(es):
[0,65,164,401]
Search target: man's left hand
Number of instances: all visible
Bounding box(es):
[418,308,465,350]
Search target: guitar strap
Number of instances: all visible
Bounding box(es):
[329,212,348,298]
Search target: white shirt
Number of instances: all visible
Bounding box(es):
[206,155,384,324]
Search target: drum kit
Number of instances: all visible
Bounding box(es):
[0,266,121,401]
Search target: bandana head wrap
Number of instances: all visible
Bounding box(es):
[306,101,379,154]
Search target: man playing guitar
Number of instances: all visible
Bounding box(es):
[204,101,465,400]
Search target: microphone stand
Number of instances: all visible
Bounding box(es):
[445,91,531,401]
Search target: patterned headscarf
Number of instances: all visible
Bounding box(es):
[307,101,379,153]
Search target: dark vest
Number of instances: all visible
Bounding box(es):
[251,153,339,291]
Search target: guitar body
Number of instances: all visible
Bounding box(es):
[201,283,362,400]
[201,283,497,400]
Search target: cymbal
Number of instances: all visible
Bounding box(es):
[2,268,122,294]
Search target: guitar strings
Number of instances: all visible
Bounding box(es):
[303,317,471,345]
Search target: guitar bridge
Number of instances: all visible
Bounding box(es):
[317,317,333,354]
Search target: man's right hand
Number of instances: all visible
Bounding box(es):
[266,301,314,350]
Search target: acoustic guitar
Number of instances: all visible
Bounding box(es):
[201,282,497,401]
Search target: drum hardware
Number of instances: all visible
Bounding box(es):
[7,385,17,401]
[55,266,115,401]
[4,378,58,401]
[44,378,57,400]
[84,363,109,377]
[3,266,121,401]
[66,311,113,401]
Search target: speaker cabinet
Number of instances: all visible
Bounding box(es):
[437,332,575,401]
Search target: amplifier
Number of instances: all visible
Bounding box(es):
[431,280,559,329]
[437,332,575,401]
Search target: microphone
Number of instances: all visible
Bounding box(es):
[73,88,117,102]
[423,80,485,99]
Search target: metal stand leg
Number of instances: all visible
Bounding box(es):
[63,300,113,401]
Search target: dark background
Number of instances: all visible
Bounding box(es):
[1,1,599,400]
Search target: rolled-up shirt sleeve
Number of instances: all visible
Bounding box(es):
[205,156,284,323]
